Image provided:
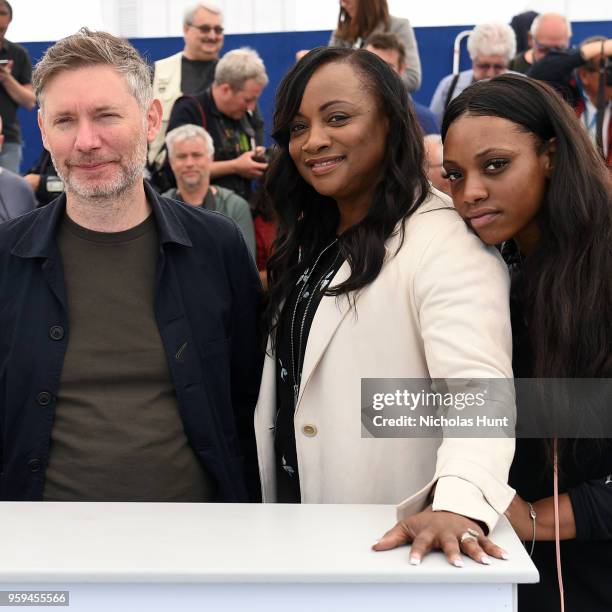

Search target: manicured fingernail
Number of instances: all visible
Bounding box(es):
[453,558,464,567]
[480,554,491,565]
[501,551,510,560]
[372,542,380,548]
[409,556,421,566]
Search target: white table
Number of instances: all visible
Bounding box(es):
[0,503,538,611]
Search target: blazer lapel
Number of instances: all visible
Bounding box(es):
[295,260,353,411]
[294,225,408,411]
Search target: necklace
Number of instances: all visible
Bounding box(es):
[289,238,340,408]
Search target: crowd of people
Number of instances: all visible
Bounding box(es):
[0,1,611,612]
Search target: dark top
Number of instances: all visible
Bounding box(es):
[527,48,586,107]
[504,242,612,612]
[510,11,538,54]
[508,52,532,75]
[43,214,215,502]
[0,40,32,144]
[167,88,264,200]
[274,239,344,502]
[0,182,263,502]
[180,56,217,95]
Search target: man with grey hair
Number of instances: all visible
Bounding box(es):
[430,22,517,121]
[149,2,226,170]
[164,123,256,257]
[509,12,571,74]
[0,28,263,503]
[167,47,269,201]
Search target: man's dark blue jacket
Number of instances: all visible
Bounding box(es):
[0,182,263,502]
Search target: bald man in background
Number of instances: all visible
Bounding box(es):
[509,12,571,73]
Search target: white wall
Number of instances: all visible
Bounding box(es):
[8,0,612,42]
[395,0,612,27]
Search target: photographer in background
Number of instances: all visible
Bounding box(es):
[528,36,612,165]
[576,37,611,166]
[527,36,611,105]
[166,47,268,201]
[508,13,570,74]
[0,0,35,173]
[0,114,36,221]
[149,2,226,171]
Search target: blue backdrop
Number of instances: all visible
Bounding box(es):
[17,20,612,173]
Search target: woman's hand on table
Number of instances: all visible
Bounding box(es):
[372,505,509,567]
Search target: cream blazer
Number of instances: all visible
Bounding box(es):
[254,191,516,532]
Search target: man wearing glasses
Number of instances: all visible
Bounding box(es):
[429,22,516,122]
[527,35,612,165]
[148,2,226,178]
[508,13,571,74]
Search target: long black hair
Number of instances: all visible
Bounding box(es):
[442,74,612,379]
[264,46,428,337]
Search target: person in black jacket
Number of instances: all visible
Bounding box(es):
[166,47,268,200]
[527,36,612,109]
[0,28,263,503]
[442,74,612,612]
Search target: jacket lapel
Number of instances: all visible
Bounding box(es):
[293,223,411,411]
[295,259,352,411]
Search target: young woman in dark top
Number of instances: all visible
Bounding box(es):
[255,47,518,568]
[442,74,612,611]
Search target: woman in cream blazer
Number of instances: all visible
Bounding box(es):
[255,191,515,533]
[257,47,515,561]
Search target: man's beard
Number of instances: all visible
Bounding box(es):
[179,171,205,190]
[52,136,147,200]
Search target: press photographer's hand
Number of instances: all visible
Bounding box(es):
[233,150,268,179]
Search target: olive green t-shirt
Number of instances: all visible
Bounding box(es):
[43,213,215,502]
